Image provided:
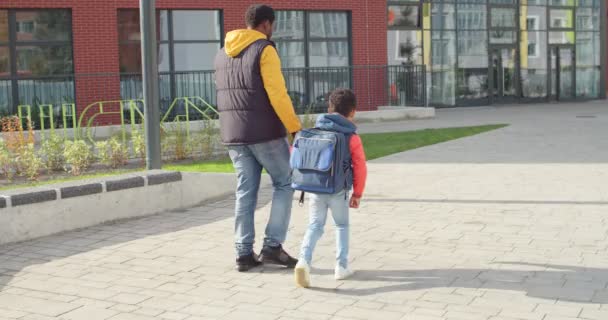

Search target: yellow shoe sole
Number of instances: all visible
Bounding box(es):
[294,267,310,288]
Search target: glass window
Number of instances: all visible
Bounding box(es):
[430,31,456,106]
[274,10,350,68]
[549,31,575,44]
[119,44,141,73]
[309,12,348,38]
[388,5,420,28]
[491,8,517,28]
[0,10,75,113]
[550,9,574,29]
[576,8,600,31]
[16,11,71,42]
[388,30,423,65]
[308,41,349,67]
[521,31,548,98]
[118,9,222,103]
[174,43,220,71]
[16,45,73,76]
[0,11,8,43]
[457,4,487,30]
[0,80,11,114]
[0,46,9,75]
[172,11,221,41]
[526,6,547,30]
[431,3,455,30]
[118,10,141,42]
[457,31,488,100]
[275,42,305,68]
[576,32,600,98]
[490,30,516,44]
[274,11,305,40]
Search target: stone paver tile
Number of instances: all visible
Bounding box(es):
[110,313,158,320]
[579,308,608,320]
[181,304,232,317]
[534,304,582,318]
[138,297,190,312]
[0,308,28,319]
[222,310,279,320]
[0,293,80,317]
[71,298,116,309]
[336,306,403,320]
[108,293,150,305]
[297,301,344,315]
[109,303,140,313]
[278,310,332,320]
[133,307,165,317]
[497,310,545,320]
[160,311,190,320]
[62,306,118,320]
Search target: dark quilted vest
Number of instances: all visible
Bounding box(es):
[214,39,287,145]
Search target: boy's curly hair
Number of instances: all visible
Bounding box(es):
[328,88,357,117]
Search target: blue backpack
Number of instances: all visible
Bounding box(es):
[290,128,353,203]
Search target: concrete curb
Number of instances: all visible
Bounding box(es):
[0,171,263,245]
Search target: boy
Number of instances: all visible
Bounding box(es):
[294,88,367,288]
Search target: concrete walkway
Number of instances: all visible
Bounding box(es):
[1,101,608,320]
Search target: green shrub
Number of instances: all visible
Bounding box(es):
[0,139,15,181]
[16,144,45,181]
[40,134,65,172]
[132,130,146,163]
[64,140,93,176]
[96,137,128,168]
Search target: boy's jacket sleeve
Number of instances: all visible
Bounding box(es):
[260,46,302,134]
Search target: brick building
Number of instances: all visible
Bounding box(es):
[0,0,388,125]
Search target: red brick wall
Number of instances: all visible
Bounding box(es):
[0,0,388,123]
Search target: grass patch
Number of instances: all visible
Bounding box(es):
[0,169,142,191]
[361,124,508,160]
[163,159,234,173]
[0,124,507,190]
[167,124,508,172]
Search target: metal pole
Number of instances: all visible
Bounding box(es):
[140,0,162,170]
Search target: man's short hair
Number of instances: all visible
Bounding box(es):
[246,4,275,28]
[328,89,357,117]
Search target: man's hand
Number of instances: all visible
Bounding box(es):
[349,196,361,209]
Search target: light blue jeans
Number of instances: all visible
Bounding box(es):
[299,191,350,268]
[228,138,294,257]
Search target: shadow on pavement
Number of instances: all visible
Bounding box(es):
[0,193,272,293]
[311,262,608,304]
[365,198,608,206]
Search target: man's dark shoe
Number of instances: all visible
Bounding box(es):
[259,245,298,268]
[236,253,262,272]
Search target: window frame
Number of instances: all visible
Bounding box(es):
[0,9,74,114]
[118,9,224,75]
[387,1,422,30]
[118,8,224,104]
[273,10,352,69]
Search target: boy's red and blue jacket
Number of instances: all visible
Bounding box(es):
[315,114,367,198]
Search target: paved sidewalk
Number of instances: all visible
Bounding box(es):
[1,101,608,320]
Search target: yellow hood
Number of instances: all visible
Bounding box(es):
[224,29,268,57]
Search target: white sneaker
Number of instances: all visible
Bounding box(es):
[334,266,354,280]
[294,260,311,288]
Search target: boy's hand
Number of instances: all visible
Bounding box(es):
[349,196,361,209]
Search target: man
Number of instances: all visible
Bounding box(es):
[214,4,302,272]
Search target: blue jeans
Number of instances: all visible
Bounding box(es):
[299,191,350,268]
[228,138,294,257]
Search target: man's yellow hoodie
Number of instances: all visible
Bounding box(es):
[223,29,302,134]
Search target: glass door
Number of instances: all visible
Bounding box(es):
[489,46,518,103]
[549,46,575,100]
